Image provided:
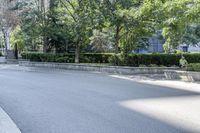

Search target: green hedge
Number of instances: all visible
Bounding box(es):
[187,63,200,72]
[21,52,113,63]
[109,53,200,67]
[21,52,200,67]
[0,52,2,57]
[127,54,180,67]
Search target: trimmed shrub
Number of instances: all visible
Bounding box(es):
[21,52,113,63]
[108,54,125,66]
[21,52,200,67]
[187,63,200,72]
[55,57,74,63]
[148,64,159,67]
[0,52,2,57]
[139,64,147,67]
[109,53,200,67]
[80,53,112,63]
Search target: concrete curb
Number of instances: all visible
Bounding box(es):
[19,61,178,75]
[0,107,21,133]
[165,70,200,82]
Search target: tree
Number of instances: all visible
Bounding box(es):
[13,0,200,61]
[95,0,161,54]
[10,26,25,53]
[180,24,200,46]
[0,0,19,58]
[89,29,114,52]
[159,0,200,52]
[97,0,142,53]
[15,0,51,52]
[60,0,96,63]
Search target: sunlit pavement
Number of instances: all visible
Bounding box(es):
[0,66,200,133]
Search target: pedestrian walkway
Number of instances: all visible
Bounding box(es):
[0,107,21,133]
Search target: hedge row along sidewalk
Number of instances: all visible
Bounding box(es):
[21,53,112,64]
[21,52,200,67]
[187,63,200,72]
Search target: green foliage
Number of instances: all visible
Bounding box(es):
[179,56,188,68]
[0,51,2,56]
[80,53,113,63]
[21,52,113,63]
[89,29,114,52]
[159,0,200,52]
[148,64,159,67]
[15,0,159,56]
[175,50,183,54]
[10,26,25,51]
[139,64,147,67]
[181,25,200,46]
[109,53,200,67]
[55,57,74,63]
[7,0,200,63]
[21,52,200,67]
[0,34,4,49]
[187,63,200,72]
[108,54,125,66]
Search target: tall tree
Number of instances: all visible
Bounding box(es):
[0,0,19,57]
[159,0,200,52]
[60,0,95,63]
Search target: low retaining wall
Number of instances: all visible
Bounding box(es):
[5,59,28,64]
[19,61,178,75]
[165,70,200,82]
[0,57,6,64]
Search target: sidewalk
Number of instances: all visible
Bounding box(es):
[0,107,21,133]
[109,74,200,92]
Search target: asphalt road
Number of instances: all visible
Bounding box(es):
[0,67,200,133]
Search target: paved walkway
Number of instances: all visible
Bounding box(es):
[0,107,21,133]
[0,65,200,133]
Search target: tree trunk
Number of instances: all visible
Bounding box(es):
[14,43,18,59]
[75,43,80,63]
[41,0,49,53]
[2,28,11,58]
[115,25,121,54]
[43,36,49,53]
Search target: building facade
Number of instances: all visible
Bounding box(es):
[136,37,200,53]
[135,36,164,54]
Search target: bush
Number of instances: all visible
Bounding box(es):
[21,52,200,67]
[109,53,200,67]
[21,52,113,63]
[187,63,200,72]
[55,57,73,63]
[108,54,125,66]
[139,64,147,67]
[80,53,112,63]
[148,64,159,67]
[0,52,2,57]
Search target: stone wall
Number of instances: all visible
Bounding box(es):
[0,57,5,64]
[165,70,200,82]
[19,61,178,75]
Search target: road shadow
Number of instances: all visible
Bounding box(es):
[0,69,200,133]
